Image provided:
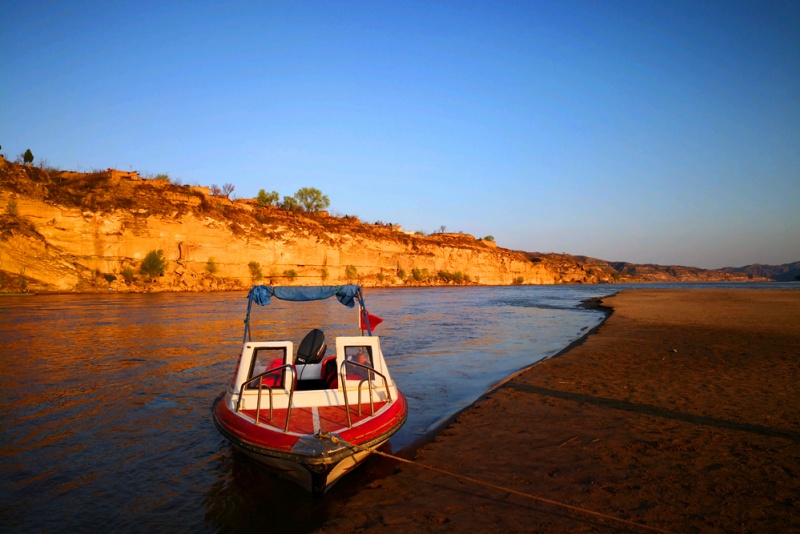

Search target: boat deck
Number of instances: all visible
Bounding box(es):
[240,401,388,435]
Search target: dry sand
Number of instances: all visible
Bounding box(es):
[319,289,800,533]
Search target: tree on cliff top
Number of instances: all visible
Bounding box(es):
[281,195,300,211]
[294,187,330,212]
[23,149,34,165]
[257,189,279,207]
[140,250,168,278]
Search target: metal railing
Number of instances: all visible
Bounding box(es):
[236,364,297,432]
[339,360,393,428]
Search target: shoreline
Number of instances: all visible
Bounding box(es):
[1,280,793,297]
[319,289,800,533]
[395,295,616,459]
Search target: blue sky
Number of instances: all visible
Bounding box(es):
[2,0,798,269]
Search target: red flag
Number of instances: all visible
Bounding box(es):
[359,310,383,331]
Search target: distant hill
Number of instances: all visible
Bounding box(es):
[719,262,800,282]
[526,253,783,284]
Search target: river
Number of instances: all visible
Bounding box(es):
[0,283,791,532]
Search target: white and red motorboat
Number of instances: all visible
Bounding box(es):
[212,285,407,495]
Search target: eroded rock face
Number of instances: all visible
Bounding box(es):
[0,160,760,293]
[0,200,571,292]
[0,162,584,293]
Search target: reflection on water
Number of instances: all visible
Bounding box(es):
[4,283,781,532]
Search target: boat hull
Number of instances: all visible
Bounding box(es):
[212,391,407,495]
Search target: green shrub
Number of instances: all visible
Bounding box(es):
[248,261,263,282]
[283,269,298,281]
[5,201,18,216]
[320,267,329,282]
[438,271,466,284]
[205,257,218,275]
[257,189,279,207]
[512,276,524,285]
[411,268,430,282]
[345,265,358,280]
[121,267,135,283]
[103,273,117,283]
[140,250,168,278]
[282,196,299,211]
[293,187,330,212]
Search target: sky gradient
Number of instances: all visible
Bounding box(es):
[2,1,798,269]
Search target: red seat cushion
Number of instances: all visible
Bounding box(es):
[260,358,285,388]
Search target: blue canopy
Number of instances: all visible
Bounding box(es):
[248,285,362,307]
[243,285,367,343]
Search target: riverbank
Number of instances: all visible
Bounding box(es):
[319,289,800,533]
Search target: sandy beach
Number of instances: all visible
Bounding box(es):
[319,289,800,533]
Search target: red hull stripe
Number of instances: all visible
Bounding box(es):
[214,394,407,453]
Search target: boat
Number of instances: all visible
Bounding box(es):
[212,284,408,495]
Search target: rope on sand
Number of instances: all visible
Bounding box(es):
[329,436,671,534]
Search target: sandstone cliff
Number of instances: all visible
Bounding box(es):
[0,158,765,293]
[0,159,590,293]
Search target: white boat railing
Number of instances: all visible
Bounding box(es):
[340,361,392,428]
[236,364,297,432]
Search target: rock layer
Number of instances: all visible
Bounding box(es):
[0,158,762,293]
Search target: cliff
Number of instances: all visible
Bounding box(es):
[0,159,586,293]
[0,158,768,293]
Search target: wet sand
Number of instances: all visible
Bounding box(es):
[319,289,800,533]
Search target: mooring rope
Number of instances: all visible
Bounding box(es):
[328,436,671,534]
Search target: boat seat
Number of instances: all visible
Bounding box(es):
[322,356,338,389]
[255,358,285,389]
[323,356,372,389]
[296,328,326,364]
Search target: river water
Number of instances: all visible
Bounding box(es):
[0,283,791,532]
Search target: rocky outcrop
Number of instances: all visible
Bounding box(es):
[0,160,591,293]
[0,159,769,293]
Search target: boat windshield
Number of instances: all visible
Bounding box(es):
[344,345,374,379]
[248,347,287,389]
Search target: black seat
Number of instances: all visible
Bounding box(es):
[296,328,326,364]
